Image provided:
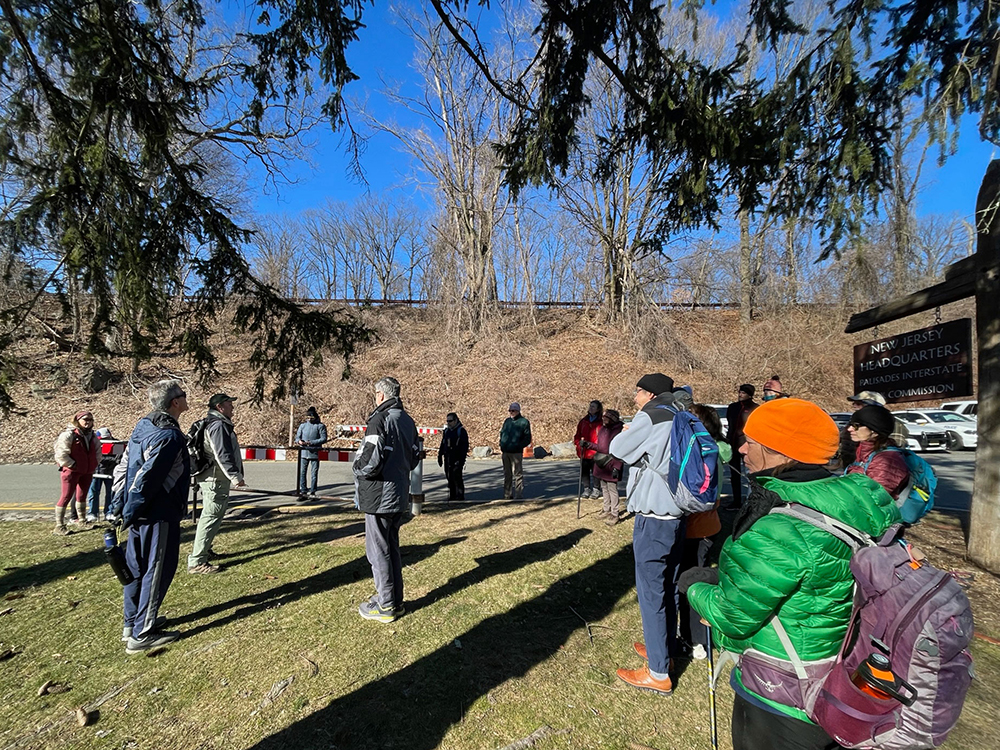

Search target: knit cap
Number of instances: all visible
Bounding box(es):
[851,404,895,437]
[743,398,839,464]
[636,373,675,396]
[739,384,755,397]
[763,376,783,394]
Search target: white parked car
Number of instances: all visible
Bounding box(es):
[940,400,978,417]
[893,409,978,450]
[706,404,730,434]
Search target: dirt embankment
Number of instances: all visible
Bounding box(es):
[1,302,975,463]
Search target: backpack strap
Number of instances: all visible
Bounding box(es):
[768,503,875,552]
[770,616,809,680]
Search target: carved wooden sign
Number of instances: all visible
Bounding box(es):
[853,319,974,403]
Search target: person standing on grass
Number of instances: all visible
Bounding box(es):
[607,373,686,695]
[354,377,421,623]
[87,427,119,522]
[188,393,246,574]
[111,379,189,654]
[574,400,603,500]
[580,408,624,525]
[438,412,469,502]
[295,406,328,498]
[686,398,899,750]
[844,404,910,500]
[725,384,758,510]
[762,375,787,402]
[499,402,532,500]
[53,410,99,534]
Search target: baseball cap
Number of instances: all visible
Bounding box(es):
[847,390,887,406]
[209,393,237,408]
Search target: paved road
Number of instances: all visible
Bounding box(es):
[0,450,976,516]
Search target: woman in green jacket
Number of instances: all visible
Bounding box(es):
[686,398,900,750]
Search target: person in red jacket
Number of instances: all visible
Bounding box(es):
[581,408,625,525]
[52,410,100,535]
[573,400,603,500]
[845,404,910,499]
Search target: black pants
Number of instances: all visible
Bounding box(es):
[678,536,712,648]
[729,453,745,508]
[444,459,465,502]
[580,458,595,491]
[732,694,844,750]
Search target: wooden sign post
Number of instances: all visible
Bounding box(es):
[846,160,1000,574]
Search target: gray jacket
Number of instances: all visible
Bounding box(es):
[353,396,419,514]
[609,393,684,517]
[295,420,328,459]
[196,409,244,484]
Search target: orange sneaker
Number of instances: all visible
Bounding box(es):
[616,665,673,695]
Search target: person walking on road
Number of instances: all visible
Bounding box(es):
[53,410,99,534]
[295,406,328,498]
[725,384,758,510]
[607,373,687,695]
[580,408,624,525]
[111,379,190,654]
[500,402,532,500]
[438,412,469,502]
[354,377,421,622]
[188,393,245,574]
[574,400,603,499]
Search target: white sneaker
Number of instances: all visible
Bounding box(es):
[692,644,708,660]
[85,514,98,523]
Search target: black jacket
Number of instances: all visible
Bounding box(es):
[438,423,469,465]
[353,396,420,514]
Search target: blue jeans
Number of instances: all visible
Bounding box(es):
[299,458,319,494]
[87,477,113,517]
[633,514,684,678]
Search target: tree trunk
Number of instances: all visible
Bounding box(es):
[739,209,753,324]
[968,159,1000,574]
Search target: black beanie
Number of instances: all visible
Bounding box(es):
[852,404,895,437]
[739,384,755,397]
[306,406,319,419]
[636,373,674,396]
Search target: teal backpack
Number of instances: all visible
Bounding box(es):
[849,447,937,524]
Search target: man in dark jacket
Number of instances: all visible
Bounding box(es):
[354,377,420,623]
[295,406,328,497]
[438,412,469,502]
[724,384,758,509]
[111,379,190,654]
[188,393,246,574]
[499,402,532,499]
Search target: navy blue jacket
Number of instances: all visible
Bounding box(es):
[111,411,190,527]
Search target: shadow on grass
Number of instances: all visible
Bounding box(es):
[407,528,592,612]
[246,545,637,750]
[172,537,467,639]
[0,543,107,596]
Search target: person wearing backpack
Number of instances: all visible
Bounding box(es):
[685,398,900,750]
[844,404,910,500]
[607,373,689,696]
[187,393,246,574]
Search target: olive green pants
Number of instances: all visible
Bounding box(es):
[188,476,231,569]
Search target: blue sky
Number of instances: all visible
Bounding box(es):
[252,3,999,227]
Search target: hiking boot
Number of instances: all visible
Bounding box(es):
[122,616,168,641]
[125,629,180,655]
[617,665,673,695]
[358,599,398,623]
[53,524,70,536]
[187,563,221,574]
[605,514,620,527]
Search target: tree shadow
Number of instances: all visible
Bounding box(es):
[245,546,637,750]
[0,544,107,596]
[171,537,466,639]
[407,528,591,612]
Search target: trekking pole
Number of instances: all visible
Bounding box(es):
[576,464,583,519]
[706,623,719,750]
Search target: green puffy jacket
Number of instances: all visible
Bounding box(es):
[688,472,900,715]
[499,415,532,453]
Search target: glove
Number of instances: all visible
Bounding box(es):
[677,566,719,594]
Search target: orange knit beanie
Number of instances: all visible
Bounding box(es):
[743,398,839,465]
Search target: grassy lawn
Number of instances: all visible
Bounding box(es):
[0,500,997,750]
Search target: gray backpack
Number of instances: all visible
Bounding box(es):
[735,504,974,749]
